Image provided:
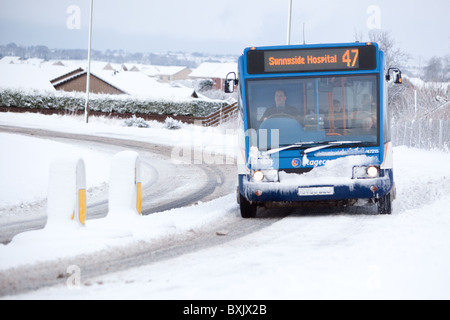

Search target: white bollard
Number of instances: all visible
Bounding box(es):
[108,151,142,220]
[74,159,87,225]
[47,157,87,228]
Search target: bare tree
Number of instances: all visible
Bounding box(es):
[423,56,450,82]
[353,28,364,43]
[368,30,409,68]
[364,30,411,121]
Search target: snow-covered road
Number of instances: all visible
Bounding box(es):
[1,113,450,300]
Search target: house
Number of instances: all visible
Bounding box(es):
[0,58,201,100]
[141,65,191,83]
[95,70,199,99]
[103,63,139,72]
[52,61,66,67]
[49,67,199,100]
[25,58,45,67]
[189,62,237,90]
[128,65,140,72]
[103,63,114,71]
[50,68,126,95]
[0,56,22,65]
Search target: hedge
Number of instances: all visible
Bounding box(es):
[0,89,228,117]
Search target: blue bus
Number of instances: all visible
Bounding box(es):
[225,42,403,218]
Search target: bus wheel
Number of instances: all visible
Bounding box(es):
[378,193,392,215]
[239,193,257,218]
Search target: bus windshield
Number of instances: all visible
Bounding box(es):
[246,74,379,150]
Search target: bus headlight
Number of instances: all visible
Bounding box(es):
[366,166,379,178]
[353,166,379,179]
[251,170,279,182]
[252,170,264,182]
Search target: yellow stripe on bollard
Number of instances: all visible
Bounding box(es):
[78,189,87,225]
[136,182,142,214]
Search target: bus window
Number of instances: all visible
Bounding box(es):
[246,74,379,149]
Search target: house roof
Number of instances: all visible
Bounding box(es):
[189,62,237,79]
[49,67,199,99]
[103,63,114,71]
[50,68,126,94]
[0,64,56,92]
[141,65,189,77]
[50,68,85,85]
[0,56,22,64]
[94,70,198,99]
[0,61,203,100]
[24,58,45,66]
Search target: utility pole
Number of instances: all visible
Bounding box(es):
[287,0,293,45]
[303,22,306,44]
[85,0,93,124]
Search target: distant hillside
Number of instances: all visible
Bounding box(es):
[0,43,237,68]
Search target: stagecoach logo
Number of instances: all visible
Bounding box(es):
[292,157,330,168]
[292,158,302,168]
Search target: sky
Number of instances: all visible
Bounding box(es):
[0,0,449,63]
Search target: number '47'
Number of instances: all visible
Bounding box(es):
[342,49,359,67]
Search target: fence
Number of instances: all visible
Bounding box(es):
[392,119,450,152]
[201,102,238,127]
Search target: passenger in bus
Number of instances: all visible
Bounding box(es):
[351,113,376,136]
[261,89,299,121]
[361,116,376,134]
[333,99,343,113]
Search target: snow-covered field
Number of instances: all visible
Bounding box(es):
[1,112,450,300]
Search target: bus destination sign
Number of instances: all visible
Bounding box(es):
[265,48,360,72]
[247,45,377,74]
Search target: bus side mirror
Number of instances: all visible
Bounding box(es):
[386,68,403,84]
[225,72,239,93]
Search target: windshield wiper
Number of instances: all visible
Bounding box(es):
[302,141,363,155]
[266,141,367,156]
[266,142,316,155]
[266,140,373,156]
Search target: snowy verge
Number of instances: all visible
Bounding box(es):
[0,132,111,208]
[0,193,238,270]
[393,146,450,212]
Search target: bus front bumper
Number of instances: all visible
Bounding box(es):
[239,171,394,204]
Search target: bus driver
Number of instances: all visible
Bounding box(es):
[262,89,299,121]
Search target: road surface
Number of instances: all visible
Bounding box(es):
[0,125,285,296]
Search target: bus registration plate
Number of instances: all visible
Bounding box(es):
[298,186,334,196]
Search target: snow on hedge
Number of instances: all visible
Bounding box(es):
[0,89,228,117]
